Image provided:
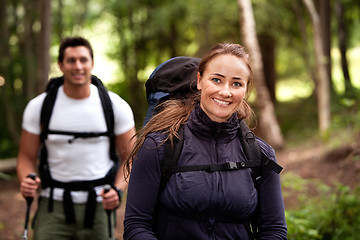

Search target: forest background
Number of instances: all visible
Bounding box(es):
[0,0,360,239]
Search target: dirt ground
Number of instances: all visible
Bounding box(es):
[1,139,359,240]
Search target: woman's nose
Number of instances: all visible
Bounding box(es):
[219,86,232,98]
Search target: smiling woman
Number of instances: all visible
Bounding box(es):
[123,43,287,240]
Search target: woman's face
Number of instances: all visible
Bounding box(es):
[197,54,250,123]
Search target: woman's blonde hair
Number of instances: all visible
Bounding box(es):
[124,43,255,179]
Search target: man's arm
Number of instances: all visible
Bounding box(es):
[16,130,41,198]
[114,127,137,191]
[102,127,136,210]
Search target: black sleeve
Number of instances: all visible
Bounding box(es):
[123,136,164,240]
[256,138,288,240]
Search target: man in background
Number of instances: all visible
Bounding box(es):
[17,36,136,239]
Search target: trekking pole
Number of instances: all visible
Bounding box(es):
[22,172,37,240]
[104,186,114,240]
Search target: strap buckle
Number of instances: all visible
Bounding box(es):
[225,161,239,170]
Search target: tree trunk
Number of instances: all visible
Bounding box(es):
[259,33,276,103]
[237,0,284,149]
[319,0,332,93]
[0,0,20,145]
[57,0,64,40]
[37,0,52,93]
[292,1,317,91]
[23,0,37,99]
[335,0,354,94]
[303,0,331,138]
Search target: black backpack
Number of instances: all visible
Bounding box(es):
[144,56,201,125]
[144,56,283,238]
[38,75,118,228]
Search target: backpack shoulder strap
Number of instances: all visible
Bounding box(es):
[91,75,114,133]
[238,120,264,239]
[238,120,263,186]
[39,76,64,191]
[160,126,184,193]
[91,75,117,163]
[40,76,64,142]
[238,120,283,186]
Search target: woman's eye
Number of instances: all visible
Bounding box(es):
[233,82,242,87]
[212,78,221,83]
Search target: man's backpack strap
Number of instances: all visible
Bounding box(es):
[91,75,118,163]
[39,76,63,188]
[40,76,63,142]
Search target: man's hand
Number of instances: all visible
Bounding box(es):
[101,187,122,210]
[20,174,40,199]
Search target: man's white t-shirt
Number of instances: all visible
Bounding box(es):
[22,84,135,203]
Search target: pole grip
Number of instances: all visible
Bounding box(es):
[25,173,37,206]
[104,185,113,239]
[23,172,37,240]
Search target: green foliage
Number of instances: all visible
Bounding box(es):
[276,96,319,148]
[0,138,17,158]
[106,0,244,127]
[342,0,360,47]
[332,89,360,128]
[283,173,360,239]
[275,84,360,149]
[1,0,359,158]
[320,185,360,239]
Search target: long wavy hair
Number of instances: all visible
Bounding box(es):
[124,43,255,179]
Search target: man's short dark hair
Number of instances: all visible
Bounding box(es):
[58,37,94,63]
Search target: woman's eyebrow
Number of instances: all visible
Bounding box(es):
[232,76,245,81]
[211,72,245,81]
[210,73,225,78]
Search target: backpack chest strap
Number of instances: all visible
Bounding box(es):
[45,129,111,143]
[164,160,262,175]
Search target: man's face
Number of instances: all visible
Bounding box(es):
[58,46,94,87]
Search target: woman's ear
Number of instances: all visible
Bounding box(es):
[197,72,201,90]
